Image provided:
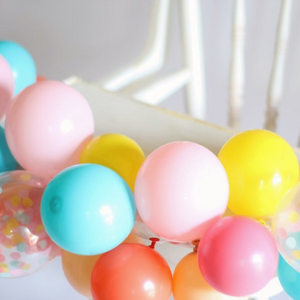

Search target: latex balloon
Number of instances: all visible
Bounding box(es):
[91,243,172,300]
[173,252,223,300]
[278,254,300,300]
[0,171,60,278]
[80,134,145,191]
[273,183,300,273]
[0,54,14,119]
[135,142,229,242]
[198,216,278,297]
[36,75,46,82]
[0,41,36,96]
[62,229,142,298]
[5,80,94,179]
[41,164,136,255]
[0,126,17,172]
[218,130,299,218]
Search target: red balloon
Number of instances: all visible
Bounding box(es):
[91,243,172,300]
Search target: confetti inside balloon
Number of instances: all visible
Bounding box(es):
[0,171,60,278]
[273,183,300,273]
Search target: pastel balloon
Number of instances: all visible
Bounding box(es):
[135,142,229,242]
[41,164,136,255]
[80,134,145,191]
[0,41,36,96]
[0,171,60,278]
[218,130,299,218]
[0,54,14,119]
[0,126,17,172]
[91,243,172,300]
[198,216,278,297]
[62,229,142,298]
[273,183,300,273]
[278,254,300,300]
[5,80,94,179]
[173,252,223,300]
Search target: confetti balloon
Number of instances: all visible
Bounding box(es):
[0,171,60,278]
[41,164,136,255]
[135,142,229,242]
[91,243,172,300]
[0,54,14,119]
[5,80,94,179]
[0,41,36,96]
[0,126,17,172]
[62,229,142,298]
[273,183,300,272]
[80,134,145,191]
[198,216,278,297]
[218,130,299,218]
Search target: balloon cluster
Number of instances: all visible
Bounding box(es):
[0,41,300,300]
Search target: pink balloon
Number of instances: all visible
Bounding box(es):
[134,142,229,242]
[198,216,278,297]
[5,81,94,179]
[0,54,14,119]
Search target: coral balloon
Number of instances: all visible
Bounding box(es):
[80,134,145,191]
[5,80,94,179]
[0,54,14,119]
[0,41,36,96]
[135,142,229,242]
[91,243,172,300]
[198,216,278,297]
[273,183,300,272]
[62,230,142,298]
[0,126,17,172]
[41,164,136,255]
[218,130,299,218]
[0,171,60,278]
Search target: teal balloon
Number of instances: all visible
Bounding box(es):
[41,164,136,255]
[0,41,36,95]
[0,126,17,171]
[278,254,300,300]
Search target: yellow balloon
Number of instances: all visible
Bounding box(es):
[218,130,299,218]
[80,134,145,191]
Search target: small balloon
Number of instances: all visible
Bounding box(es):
[273,183,300,273]
[135,142,229,242]
[80,134,145,191]
[5,80,94,179]
[0,171,60,278]
[198,216,278,297]
[278,254,300,300]
[41,164,136,255]
[218,130,299,218]
[36,75,47,82]
[0,41,36,96]
[91,243,172,300]
[62,229,142,298]
[0,126,17,172]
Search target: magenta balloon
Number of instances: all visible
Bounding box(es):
[198,216,278,297]
[134,142,229,242]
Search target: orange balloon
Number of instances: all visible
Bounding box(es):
[36,75,47,82]
[62,230,142,298]
[91,243,172,300]
[173,252,223,300]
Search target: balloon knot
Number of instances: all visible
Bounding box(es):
[149,237,160,249]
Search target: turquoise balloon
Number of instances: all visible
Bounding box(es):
[278,254,300,300]
[41,164,136,255]
[0,41,36,95]
[0,126,17,171]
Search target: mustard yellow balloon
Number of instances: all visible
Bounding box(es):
[218,130,299,218]
[80,134,145,191]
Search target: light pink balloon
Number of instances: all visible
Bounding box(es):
[5,80,94,179]
[134,142,229,242]
[0,54,14,119]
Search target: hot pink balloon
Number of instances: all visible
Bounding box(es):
[134,142,229,242]
[5,80,94,179]
[198,216,278,297]
[0,54,14,119]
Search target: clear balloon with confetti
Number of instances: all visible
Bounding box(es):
[273,183,300,272]
[0,171,60,278]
